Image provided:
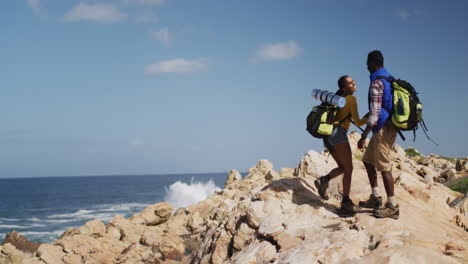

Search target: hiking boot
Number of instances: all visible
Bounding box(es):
[337,199,357,217]
[373,202,399,220]
[314,176,329,200]
[358,194,383,209]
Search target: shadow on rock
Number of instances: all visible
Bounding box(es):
[261,177,337,214]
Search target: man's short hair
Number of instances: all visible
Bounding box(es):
[367,50,384,67]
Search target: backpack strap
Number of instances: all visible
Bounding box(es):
[336,113,365,133]
[375,75,394,83]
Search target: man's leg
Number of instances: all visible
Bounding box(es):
[364,161,378,189]
[358,161,383,208]
[381,171,394,197]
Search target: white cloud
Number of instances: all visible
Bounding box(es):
[395,9,410,21]
[63,3,127,23]
[254,40,302,62]
[27,0,46,18]
[395,8,429,21]
[149,27,172,45]
[122,0,166,5]
[144,58,207,75]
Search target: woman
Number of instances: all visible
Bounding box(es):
[314,75,368,217]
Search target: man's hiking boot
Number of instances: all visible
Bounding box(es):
[373,202,399,219]
[314,176,329,200]
[337,199,357,217]
[358,194,382,209]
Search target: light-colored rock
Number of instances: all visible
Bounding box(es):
[225,169,242,188]
[0,243,32,264]
[245,201,266,229]
[440,169,456,181]
[210,229,231,264]
[232,222,256,251]
[229,241,277,264]
[140,227,164,246]
[22,258,46,264]
[1,231,41,255]
[78,219,106,236]
[297,150,336,177]
[187,211,204,232]
[36,244,65,264]
[4,143,468,264]
[244,160,275,185]
[116,243,161,264]
[62,253,82,264]
[449,193,468,216]
[129,202,172,226]
[265,169,280,182]
[108,215,146,243]
[154,233,185,260]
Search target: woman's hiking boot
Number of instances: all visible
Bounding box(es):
[373,202,399,219]
[358,194,382,209]
[314,176,329,200]
[337,198,357,217]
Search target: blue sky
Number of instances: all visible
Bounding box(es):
[0,0,467,178]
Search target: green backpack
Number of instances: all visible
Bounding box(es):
[306,103,340,138]
[377,76,435,144]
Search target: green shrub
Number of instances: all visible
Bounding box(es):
[447,178,468,193]
[405,147,421,157]
[354,154,363,161]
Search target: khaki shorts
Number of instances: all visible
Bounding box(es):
[362,123,397,172]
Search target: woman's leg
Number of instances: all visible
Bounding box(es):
[331,142,353,196]
[327,152,343,180]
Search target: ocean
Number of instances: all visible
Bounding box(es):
[0,173,234,243]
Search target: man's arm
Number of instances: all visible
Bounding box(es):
[358,125,374,149]
[358,79,384,149]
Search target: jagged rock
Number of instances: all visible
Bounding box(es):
[265,169,280,182]
[278,168,295,178]
[232,222,256,251]
[297,150,336,177]
[36,244,65,264]
[0,243,34,264]
[3,135,468,264]
[78,219,106,236]
[245,201,266,229]
[418,157,430,166]
[244,160,275,185]
[187,211,204,232]
[1,231,41,255]
[209,229,231,264]
[449,193,468,216]
[229,241,277,264]
[440,169,456,181]
[225,169,242,188]
[153,233,185,260]
[129,202,172,226]
[62,253,82,264]
[116,243,161,264]
[108,215,146,243]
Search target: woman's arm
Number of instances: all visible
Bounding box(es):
[349,96,367,127]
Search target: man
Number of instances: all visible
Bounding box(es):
[357,50,399,219]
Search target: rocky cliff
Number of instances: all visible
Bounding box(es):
[1,132,467,264]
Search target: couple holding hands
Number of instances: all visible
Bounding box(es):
[314,50,399,219]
